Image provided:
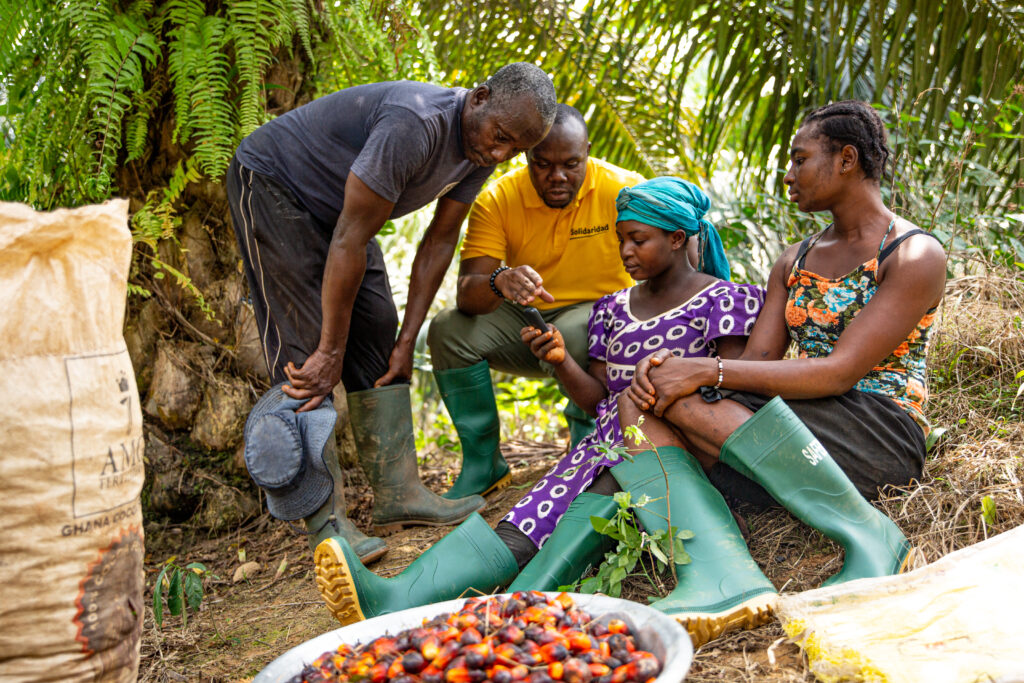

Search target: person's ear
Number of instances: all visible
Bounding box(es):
[670,230,687,251]
[470,85,491,108]
[839,144,859,175]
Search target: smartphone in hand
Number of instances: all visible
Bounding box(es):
[521,306,549,332]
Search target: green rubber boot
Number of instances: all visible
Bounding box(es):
[719,396,916,586]
[434,361,512,499]
[506,492,619,592]
[347,385,485,535]
[315,512,519,625]
[303,436,387,563]
[611,447,777,648]
[563,398,595,449]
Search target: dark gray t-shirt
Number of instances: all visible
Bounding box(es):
[235,81,495,227]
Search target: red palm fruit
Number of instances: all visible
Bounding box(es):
[463,642,492,669]
[524,625,545,642]
[387,657,405,679]
[438,624,461,643]
[459,626,483,645]
[631,655,660,680]
[609,664,630,683]
[402,651,427,674]
[497,623,525,645]
[566,631,592,653]
[502,596,528,618]
[348,661,371,678]
[539,642,569,663]
[606,634,629,654]
[431,640,461,670]
[562,658,593,683]
[605,619,628,635]
[336,643,354,658]
[490,667,513,683]
[526,672,555,683]
[548,661,565,680]
[590,621,609,638]
[421,664,444,683]
[518,639,543,664]
[493,642,521,665]
[445,666,473,683]
[453,611,480,630]
[554,592,575,611]
[525,590,548,605]
[597,641,611,660]
[368,661,389,683]
[522,605,553,625]
[372,636,398,658]
[588,663,611,677]
[536,627,567,647]
[509,664,530,680]
[421,634,441,661]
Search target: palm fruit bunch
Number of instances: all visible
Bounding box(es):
[288,591,663,683]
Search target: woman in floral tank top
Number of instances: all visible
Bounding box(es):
[621,102,946,637]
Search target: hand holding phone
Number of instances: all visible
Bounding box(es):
[520,306,549,332]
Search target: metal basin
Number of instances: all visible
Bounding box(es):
[255,592,693,682]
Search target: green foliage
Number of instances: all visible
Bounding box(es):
[153,558,216,629]
[417,1,1022,190]
[981,495,997,527]
[576,490,693,598]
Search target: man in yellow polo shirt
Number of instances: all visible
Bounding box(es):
[427,104,644,500]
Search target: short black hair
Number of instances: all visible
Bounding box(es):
[552,103,588,138]
[802,100,891,181]
[484,63,557,128]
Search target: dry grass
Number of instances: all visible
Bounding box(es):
[139,267,1024,682]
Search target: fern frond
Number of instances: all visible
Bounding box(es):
[84,15,160,193]
[289,0,315,63]
[227,0,294,137]
[165,0,206,144]
[125,76,165,162]
[187,15,236,177]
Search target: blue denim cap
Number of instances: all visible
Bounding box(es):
[243,383,335,521]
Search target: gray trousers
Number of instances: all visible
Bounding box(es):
[427,300,594,376]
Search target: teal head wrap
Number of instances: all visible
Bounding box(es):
[615,177,731,281]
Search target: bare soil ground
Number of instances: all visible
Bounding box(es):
[139,271,1024,682]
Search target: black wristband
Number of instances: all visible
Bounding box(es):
[489,266,510,298]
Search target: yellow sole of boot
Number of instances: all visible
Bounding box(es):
[314,538,367,626]
[677,592,778,650]
[482,470,513,496]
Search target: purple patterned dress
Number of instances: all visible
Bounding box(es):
[502,281,765,547]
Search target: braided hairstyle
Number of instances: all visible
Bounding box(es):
[803,100,891,181]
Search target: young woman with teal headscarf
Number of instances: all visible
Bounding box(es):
[313,177,771,648]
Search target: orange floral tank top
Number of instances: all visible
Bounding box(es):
[785,221,939,432]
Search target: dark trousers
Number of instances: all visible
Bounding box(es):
[226,156,399,391]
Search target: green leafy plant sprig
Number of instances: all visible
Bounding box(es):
[577,490,693,599]
[153,557,217,629]
[574,418,694,599]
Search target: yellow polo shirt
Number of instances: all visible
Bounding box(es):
[461,157,643,310]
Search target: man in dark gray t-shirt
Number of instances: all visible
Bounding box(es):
[226,63,556,564]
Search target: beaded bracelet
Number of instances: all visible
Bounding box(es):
[713,355,724,389]
[489,265,510,298]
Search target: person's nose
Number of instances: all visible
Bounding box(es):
[550,166,568,182]
[783,166,795,185]
[489,144,515,164]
